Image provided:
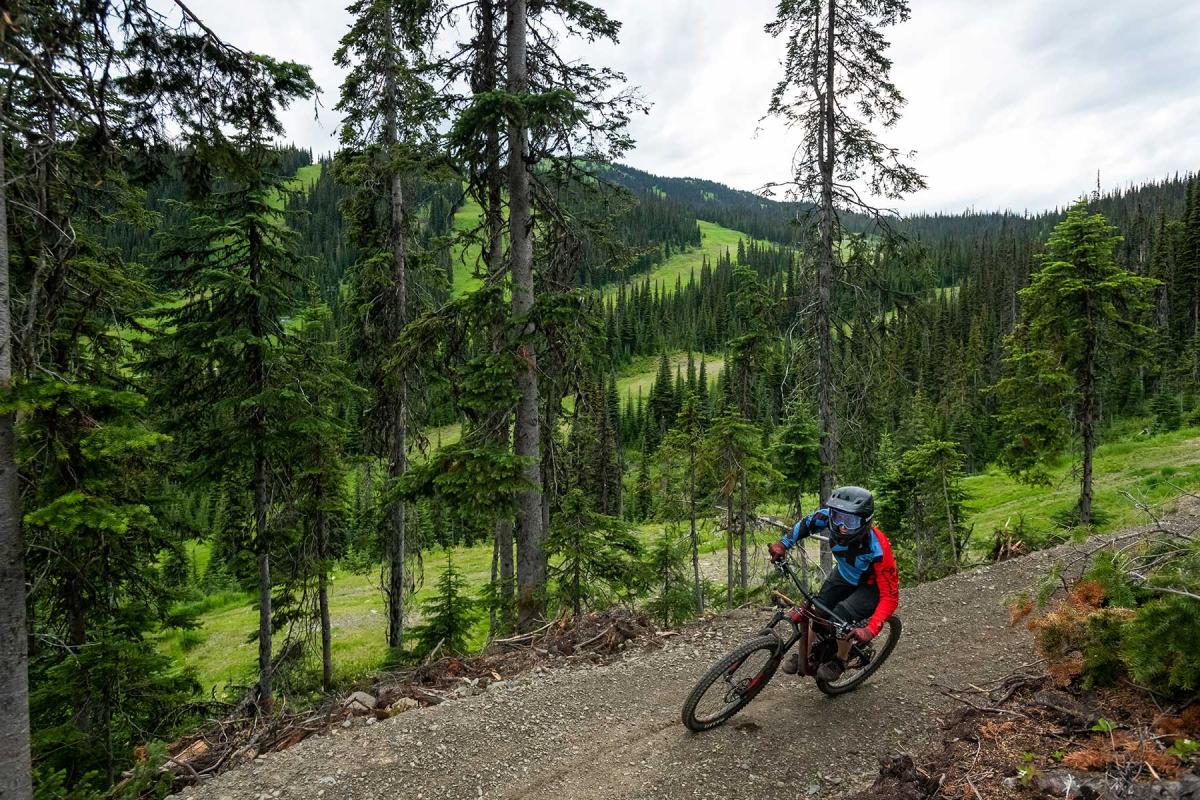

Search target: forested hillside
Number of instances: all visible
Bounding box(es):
[2,2,1199,800]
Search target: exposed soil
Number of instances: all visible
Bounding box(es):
[170,524,1179,800]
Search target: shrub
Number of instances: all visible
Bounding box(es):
[1029,536,1200,695]
[409,552,480,661]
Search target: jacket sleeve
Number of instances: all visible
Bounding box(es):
[781,509,829,549]
[866,532,900,635]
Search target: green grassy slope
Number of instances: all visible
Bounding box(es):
[602,220,760,300]
[614,352,724,406]
[963,425,1200,544]
[449,197,485,297]
[162,543,498,693]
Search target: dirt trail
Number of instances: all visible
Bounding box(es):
[171,533,1148,800]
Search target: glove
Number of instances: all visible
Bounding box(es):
[851,626,876,644]
[768,542,787,562]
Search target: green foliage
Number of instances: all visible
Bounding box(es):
[876,437,972,580]
[545,490,648,616]
[644,527,696,627]
[30,620,198,791]
[996,201,1157,520]
[993,330,1075,484]
[771,398,821,514]
[702,408,781,508]
[1150,392,1183,433]
[1121,594,1200,692]
[1083,551,1137,608]
[410,552,480,661]
[1166,738,1200,762]
[1035,536,1200,695]
[1080,611,1128,690]
[399,440,530,530]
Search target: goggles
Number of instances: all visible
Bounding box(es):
[829,509,866,531]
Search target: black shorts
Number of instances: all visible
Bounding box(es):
[814,568,878,625]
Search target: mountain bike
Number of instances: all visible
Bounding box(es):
[681,534,902,732]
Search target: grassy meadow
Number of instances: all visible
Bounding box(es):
[170,421,1200,695]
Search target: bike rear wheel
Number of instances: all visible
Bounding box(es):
[816,616,902,696]
[681,634,781,732]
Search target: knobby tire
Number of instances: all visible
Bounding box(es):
[681,634,781,732]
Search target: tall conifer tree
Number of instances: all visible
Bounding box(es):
[765,0,925,568]
[335,0,441,651]
[996,201,1156,525]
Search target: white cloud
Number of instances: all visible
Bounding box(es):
[176,0,1200,214]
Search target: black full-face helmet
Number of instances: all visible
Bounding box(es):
[825,485,875,546]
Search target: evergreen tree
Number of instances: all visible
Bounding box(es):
[765,0,925,568]
[772,398,822,517]
[1,6,313,793]
[645,527,695,626]
[702,407,780,606]
[282,308,357,691]
[544,489,645,616]
[996,201,1157,525]
[335,0,442,652]
[656,394,708,613]
[149,140,318,710]
[411,551,480,660]
[876,439,971,580]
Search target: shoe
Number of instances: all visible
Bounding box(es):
[781,651,801,675]
[816,658,845,682]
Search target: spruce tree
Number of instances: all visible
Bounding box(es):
[1,4,313,790]
[996,201,1156,524]
[702,406,780,606]
[645,527,695,627]
[657,393,708,613]
[545,489,645,616]
[150,140,317,710]
[772,398,821,517]
[335,0,442,652]
[412,551,480,660]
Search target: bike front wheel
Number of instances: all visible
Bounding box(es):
[681,634,782,732]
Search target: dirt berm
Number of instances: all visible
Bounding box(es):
[171,530,1157,800]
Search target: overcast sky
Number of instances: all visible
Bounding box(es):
[181,0,1200,214]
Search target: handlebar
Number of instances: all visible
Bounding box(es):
[772,556,856,636]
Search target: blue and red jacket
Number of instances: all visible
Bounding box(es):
[779,509,900,635]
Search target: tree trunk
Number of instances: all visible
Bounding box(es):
[249,217,273,711]
[689,445,702,614]
[738,473,749,592]
[572,534,581,618]
[508,0,545,631]
[383,4,409,650]
[725,499,734,609]
[941,467,960,569]
[1079,311,1098,526]
[318,515,333,692]
[255,451,272,710]
[488,534,499,634]
[481,0,516,631]
[318,568,332,692]
[0,127,33,800]
[815,0,839,574]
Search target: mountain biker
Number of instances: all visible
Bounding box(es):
[767,486,899,681]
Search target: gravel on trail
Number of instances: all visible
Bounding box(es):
[171,532,1149,800]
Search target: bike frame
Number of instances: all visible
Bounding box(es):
[761,541,856,679]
